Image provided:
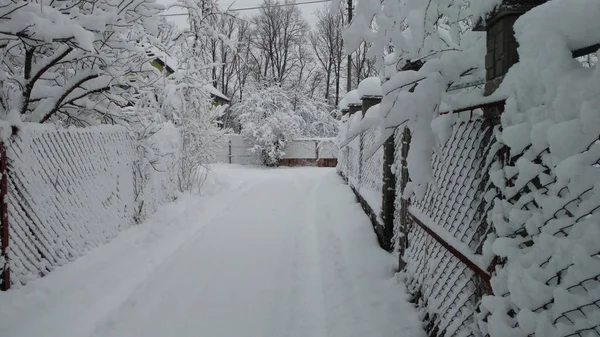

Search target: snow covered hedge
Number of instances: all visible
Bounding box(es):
[1,122,181,287]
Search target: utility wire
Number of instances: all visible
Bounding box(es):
[160,0,332,16]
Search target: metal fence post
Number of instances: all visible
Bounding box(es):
[0,142,9,290]
[381,134,396,252]
[358,133,363,187]
[398,127,411,270]
[228,140,232,164]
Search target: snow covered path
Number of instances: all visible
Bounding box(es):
[0,166,424,337]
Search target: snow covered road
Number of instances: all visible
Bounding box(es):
[0,166,424,337]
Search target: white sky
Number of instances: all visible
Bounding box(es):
[157,0,327,30]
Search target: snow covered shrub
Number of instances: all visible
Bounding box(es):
[234,85,304,166]
[478,1,600,336]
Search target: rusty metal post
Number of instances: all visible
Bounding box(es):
[398,127,411,270]
[0,142,9,290]
[381,135,395,252]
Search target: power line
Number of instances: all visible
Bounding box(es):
[160,0,332,17]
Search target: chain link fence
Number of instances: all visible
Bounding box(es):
[338,103,503,337]
[399,113,500,337]
[0,124,181,289]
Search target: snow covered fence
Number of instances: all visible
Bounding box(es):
[399,108,501,337]
[213,134,338,167]
[0,123,181,289]
[338,123,386,247]
[338,100,503,337]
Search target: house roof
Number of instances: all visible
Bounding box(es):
[204,84,230,103]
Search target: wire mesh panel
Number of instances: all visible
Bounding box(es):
[404,223,490,337]
[336,142,349,176]
[4,126,138,286]
[398,114,500,337]
[346,136,361,188]
[411,116,498,254]
[482,132,600,337]
[360,128,384,205]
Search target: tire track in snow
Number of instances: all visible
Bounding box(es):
[282,170,328,337]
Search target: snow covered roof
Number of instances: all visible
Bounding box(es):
[203,84,230,102]
[144,45,178,73]
[357,77,382,99]
[345,90,361,106]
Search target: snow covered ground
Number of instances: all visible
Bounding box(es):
[0,165,424,337]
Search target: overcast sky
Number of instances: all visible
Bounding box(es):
[157,0,327,29]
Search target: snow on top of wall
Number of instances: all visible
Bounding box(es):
[338,97,349,110]
[514,0,600,54]
[358,77,383,98]
[345,90,361,106]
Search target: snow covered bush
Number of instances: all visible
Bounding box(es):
[478,1,600,336]
[234,85,303,166]
[233,84,337,166]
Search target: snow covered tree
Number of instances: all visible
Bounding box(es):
[0,0,162,128]
[290,91,339,138]
[169,0,230,191]
[310,6,345,107]
[234,85,303,166]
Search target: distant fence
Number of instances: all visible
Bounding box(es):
[0,123,180,290]
[213,134,338,167]
[338,100,504,337]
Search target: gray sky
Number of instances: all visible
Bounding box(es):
[158,0,327,30]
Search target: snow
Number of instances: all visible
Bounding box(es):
[358,76,382,98]
[338,97,349,110]
[0,165,424,337]
[481,1,600,336]
[345,89,362,106]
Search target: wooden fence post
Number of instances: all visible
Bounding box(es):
[0,142,9,290]
[228,140,232,164]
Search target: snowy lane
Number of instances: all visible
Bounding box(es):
[1,166,424,337]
